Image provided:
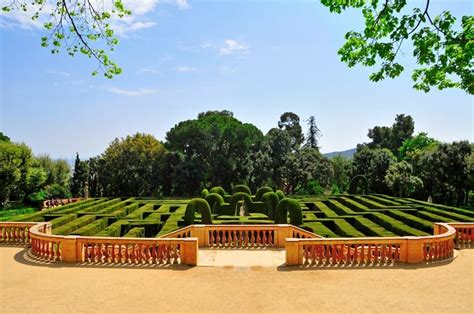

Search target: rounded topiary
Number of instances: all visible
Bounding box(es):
[184,198,213,225]
[210,186,226,197]
[232,184,252,195]
[255,186,273,201]
[205,193,224,214]
[262,192,279,220]
[275,190,285,201]
[229,192,253,215]
[201,188,210,198]
[275,198,303,225]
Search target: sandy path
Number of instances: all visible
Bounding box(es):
[0,247,472,313]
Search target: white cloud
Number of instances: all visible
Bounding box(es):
[47,70,71,77]
[175,0,190,9]
[201,42,213,49]
[176,66,196,72]
[219,39,249,56]
[107,87,157,96]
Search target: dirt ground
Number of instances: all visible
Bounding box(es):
[0,246,472,313]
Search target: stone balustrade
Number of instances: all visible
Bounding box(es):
[0,222,38,244]
[285,223,469,266]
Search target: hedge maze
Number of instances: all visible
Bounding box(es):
[9,185,474,239]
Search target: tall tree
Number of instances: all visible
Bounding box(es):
[367,114,414,155]
[70,153,88,197]
[385,161,423,197]
[266,128,292,190]
[278,112,304,151]
[398,132,439,160]
[304,116,321,150]
[320,1,474,94]
[0,141,32,203]
[331,155,353,193]
[0,132,10,142]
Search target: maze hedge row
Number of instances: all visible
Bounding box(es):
[7,193,474,239]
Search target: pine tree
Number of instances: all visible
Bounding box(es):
[304,116,321,150]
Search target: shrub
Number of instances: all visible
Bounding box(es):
[201,189,210,198]
[275,190,285,201]
[124,227,145,238]
[50,214,77,228]
[262,192,279,219]
[255,187,273,201]
[53,215,96,235]
[72,218,109,236]
[275,198,303,225]
[383,210,433,233]
[368,213,428,236]
[229,192,253,215]
[184,198,212,225]
[232,184,252,195]
[205,193,225,214]
[210,187,226,197]
[96,220,129,237]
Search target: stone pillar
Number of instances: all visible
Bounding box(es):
[405,237,425,264]
[181,239,198,266]
[61,236,78,263]
[193,225,207,247]
[285,239,302,266]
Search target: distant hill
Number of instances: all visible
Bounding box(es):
[324,148,356,159]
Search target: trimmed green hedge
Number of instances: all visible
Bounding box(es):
[124,227,145,238]
[96,220,129,237]
[368,213,429,236]
[275,190,285,201]
[210,187,226,197]
[420,206,473,222]
[321,219,365,237]
[365,195,402,206]
[50,214,77,228]
[346,217,396,237]
[184,198,213,225]
[338,197,369,212]
[125,204,154,219]
[232,184,252,195]
[255,187,273,201]
[201,189,210,198]
[351,196,386,209]
[313,202,338,218]
[72,218,109,236]
[229,192,253,215]
[53,215,97,235]
[205,193,225,214]
[262,192,279,219]
[275,198,303,225]
[384,210,433,233]
[303,222,338,238]
[324,200,357,215]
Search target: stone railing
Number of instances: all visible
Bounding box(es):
[285,223,472,266]
[444,222,474,248]
[12,222,198,266]
[0,222,38,244]
[160,224,320,248]
[41,198,82,209]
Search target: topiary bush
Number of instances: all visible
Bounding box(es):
[184,198,213,225]
[205,193,225,214]
[255,187,273,201]
[275,190,285,201]
[229,192,253,215]
[275,198,303,225]
[232,184,252,195]
[201,189,210,198]
[210,186,226,197]
[262,192,279,219]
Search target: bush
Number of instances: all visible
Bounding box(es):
[72,218,109,236]
[124,227,145,238]
[205,193,225,214]
[262,192,279,219]
[210,186,226,197]
[275,198,303,225]
[275,190,285,201]
[255,187,273,201]
[184,198,212,225]
[229,192,253,215]
[53,215,96,235]
[96,220,129,237]
[201,189,210,198]
[232,184,252,195]
[50,214,77,228]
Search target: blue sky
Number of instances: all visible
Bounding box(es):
[0,0,472,159]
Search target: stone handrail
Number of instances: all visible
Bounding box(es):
[285,223,466,266]
[160,224,320,248]
[42,198,82,209]
[26,222,198,265]
[442,222,474,248]
[0,222,39,244]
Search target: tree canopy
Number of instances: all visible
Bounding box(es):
[320,0,473,94]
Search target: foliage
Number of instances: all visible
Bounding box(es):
[288,148,333,193]
[367,114,414,154]
[275,198,303,225]
[353,147,396,194]
[205,193,225,214]
[266,128,292,189]
[201,189,210,198]
[384,161,423,197]
[330,155,353,192]
[229,192,254,214]
[399,132,439,160]
[70,153,88,197]
[320,0,474,94]
[184,198,213,225]
[261,192,279,219]
[278,112,305,150]
[209,186,226,197]
[2,0,130,78]
[255,187,273,201]
[0,141,32,203]
[275,190,285,201]
[0,132,10,142]
[232,184,252,195]
[97,133,165,196]
[303,116,321,150]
